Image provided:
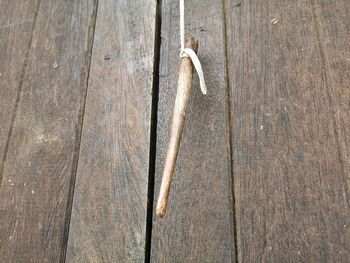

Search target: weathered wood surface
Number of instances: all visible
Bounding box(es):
[151,0,234,262]
[0,0,39,181]
[0,0,97,261]
[226,0,350,261]
[1,0,349,262]
[314,0,350,209]
[66,0,157,262]
[313,0,350,258]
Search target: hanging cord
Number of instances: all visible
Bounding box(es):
[179,0,207,95]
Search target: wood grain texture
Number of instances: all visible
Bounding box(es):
[0,0,96,261]
[225,0,350,261]
[151,0,234,262]
[0,0,39,181]
[312,0,350,209]
[66,0,157,262]
[312,0,350,258]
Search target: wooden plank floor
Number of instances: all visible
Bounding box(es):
[0,0,349,262]
[0,0,97,262]
[66,0,157,262]
[226,0,350,261]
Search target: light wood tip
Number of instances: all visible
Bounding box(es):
[185,36,199,52]
[156,205,166,218]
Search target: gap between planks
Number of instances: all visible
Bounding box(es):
[60,0,100,262]
[223,0,239,262]
[145,0,163,262]
[0,0,41,186]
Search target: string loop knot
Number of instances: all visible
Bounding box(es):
[179,50,189,58]
[179,0,207,95]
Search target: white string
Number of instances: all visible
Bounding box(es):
[179,0,207,95]
[180,0,185,52]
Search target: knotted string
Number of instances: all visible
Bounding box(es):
[179,0,207,95]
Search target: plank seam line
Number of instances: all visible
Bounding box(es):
[59,1,100,262]
[144,0,162,262]
[0,0,41,186]
[310,1,350,211]
[222,0,239,262]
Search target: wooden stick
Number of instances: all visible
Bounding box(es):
[156,37,199,218]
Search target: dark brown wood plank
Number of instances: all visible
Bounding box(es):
[312,0,350,206]
[312,0,350,257]
[225,0,350,261]
[0,0,97,261]
[151,0,234,261]
[0,0,39,180]
[66,0,157,262]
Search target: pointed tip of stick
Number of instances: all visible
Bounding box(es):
[156,205,166,218]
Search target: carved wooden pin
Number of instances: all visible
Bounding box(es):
[156,37,199,218]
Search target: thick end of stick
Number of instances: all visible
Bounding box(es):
[156,37,198,218]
